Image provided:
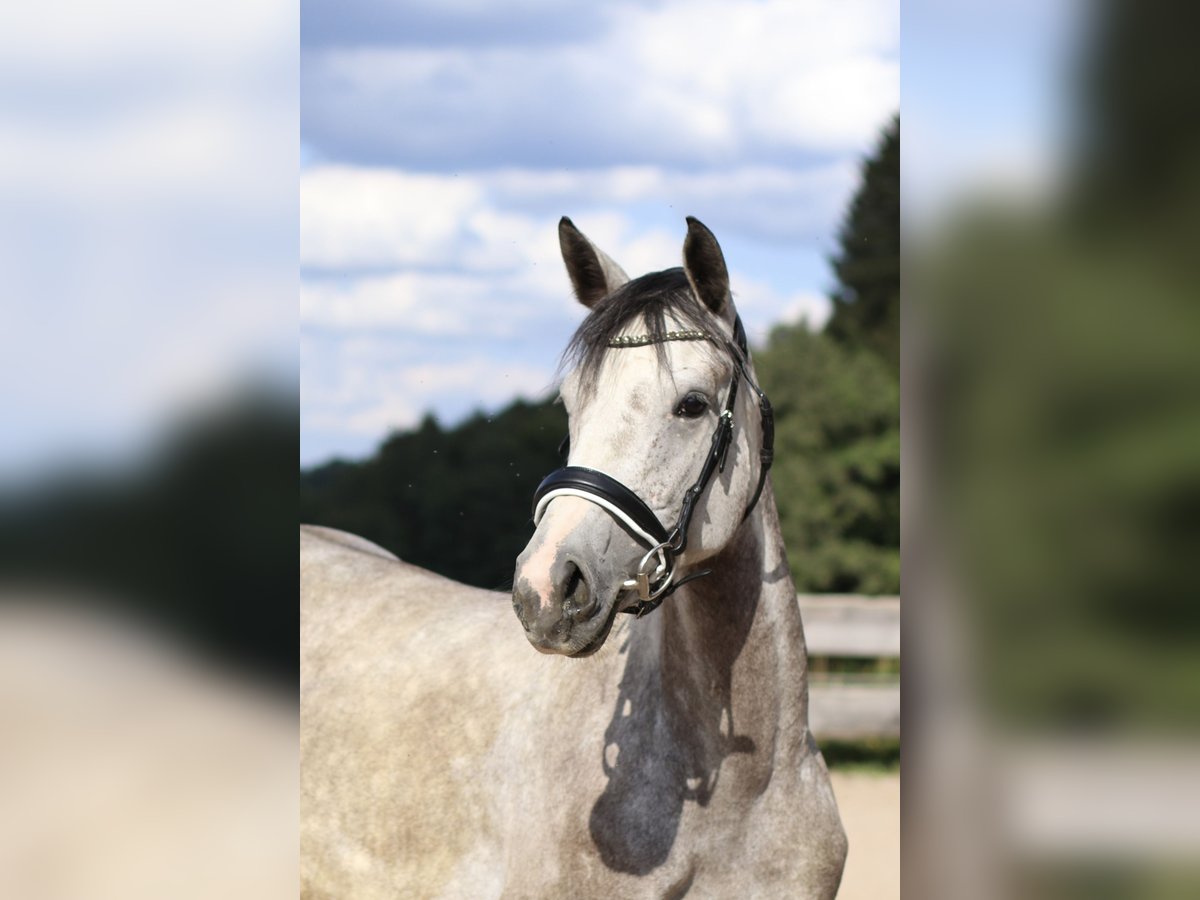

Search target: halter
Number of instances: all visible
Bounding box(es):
[531,314,775,618]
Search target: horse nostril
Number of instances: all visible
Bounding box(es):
[561,563,596,621]
[564,564,583,603]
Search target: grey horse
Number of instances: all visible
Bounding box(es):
[301,217,848,898]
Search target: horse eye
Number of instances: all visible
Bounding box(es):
[675,393,709,419]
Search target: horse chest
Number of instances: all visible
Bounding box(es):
[489,709,817,897]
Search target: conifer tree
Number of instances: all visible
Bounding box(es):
[826,115,900,370]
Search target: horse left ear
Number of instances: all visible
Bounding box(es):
[682,217,732,320]
[559,217,630,309]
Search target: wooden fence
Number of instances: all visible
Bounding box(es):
[801,595,900,741]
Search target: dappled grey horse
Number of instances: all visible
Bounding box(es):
[301,217,847,897]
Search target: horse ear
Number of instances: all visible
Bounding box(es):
[559,217,629,308]
[682,217,731,320]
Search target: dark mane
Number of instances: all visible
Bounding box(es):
[562,268,727,390]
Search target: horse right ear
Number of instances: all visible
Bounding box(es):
[682,216,732,321]
[558,217,630,308]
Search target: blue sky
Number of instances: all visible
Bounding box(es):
[0,0,296,481]
[300,0,900,466]
[0,1,1086,478]
[902,0,1081,226]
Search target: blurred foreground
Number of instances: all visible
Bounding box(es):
[0,596,296,899]
[908,0,1200,895]
[832,771,900,900]
[0,390,297,897]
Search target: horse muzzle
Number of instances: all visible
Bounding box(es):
[511,559,610,655]
[511,505,637,655]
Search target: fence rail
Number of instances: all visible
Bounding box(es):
[800,595,900,741]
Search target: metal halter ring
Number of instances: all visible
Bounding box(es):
[621,541,674,604]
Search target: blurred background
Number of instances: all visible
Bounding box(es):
[907,0,1200,896]
[8,0,1197,896]
[0,0,297,685]
[0,0,296,896]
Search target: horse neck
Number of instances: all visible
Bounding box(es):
[658,488,812,773]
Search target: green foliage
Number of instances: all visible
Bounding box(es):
[1075,0,1200,222]
[826,114,900,370]
[742,115,901,596]
[819,737,900,772]
[300,399,567,590]
[912,0,1200,735]
[925,211,1200,731]
[754,324,899,594]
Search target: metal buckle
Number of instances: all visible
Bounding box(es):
[623,541,673,603]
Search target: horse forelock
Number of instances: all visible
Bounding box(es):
[561,268,733,394]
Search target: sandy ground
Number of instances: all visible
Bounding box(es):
[829,771,900,900]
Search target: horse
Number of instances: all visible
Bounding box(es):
[300,217,848,898]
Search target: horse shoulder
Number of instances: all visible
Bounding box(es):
[301,526,530,898]
[730,736,849,898]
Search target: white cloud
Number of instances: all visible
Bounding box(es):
[733,277,832,340]
[302,0,898,167]
[0,0,290,77]
[299,261,581,336]
[301,161,857,271]
[299,162,843,347]
[299,157,851,465]
[299,0,896,465]
[303,396,419,437]
[301,274,486,333]
[301,168,484,269]
[400,360,554,400]
[0,0,297,478]
[778,293,833,332]
[620,0,898,154]
[302,338,556,442]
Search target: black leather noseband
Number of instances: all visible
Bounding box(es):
[531,315,774,617]
[532,467,671,546]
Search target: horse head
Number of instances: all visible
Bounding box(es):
[512,217,772,656]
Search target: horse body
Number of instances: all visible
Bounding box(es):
[302,504,844,897]
[301,218,847,897]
